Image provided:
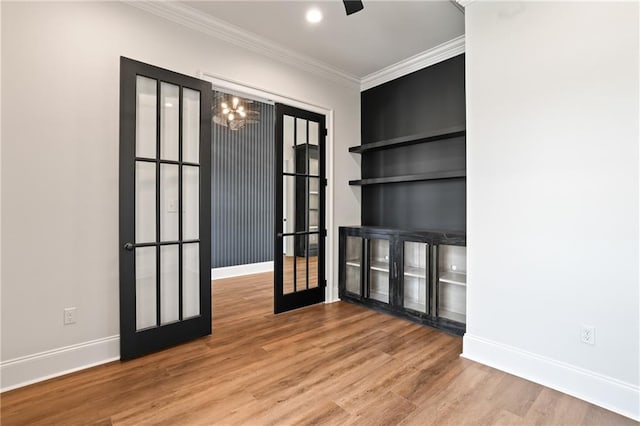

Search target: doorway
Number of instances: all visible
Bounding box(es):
[119,58,334,359]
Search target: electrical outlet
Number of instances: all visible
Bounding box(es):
[581,325,595,345]
[64,307,77,325]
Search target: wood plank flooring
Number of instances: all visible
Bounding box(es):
[1,273,635,425]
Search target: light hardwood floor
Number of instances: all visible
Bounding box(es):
[1,273,635,425]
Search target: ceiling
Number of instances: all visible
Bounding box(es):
[182,1,465,79]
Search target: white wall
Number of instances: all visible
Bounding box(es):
[0,1,360,389]
[463,1,639,420]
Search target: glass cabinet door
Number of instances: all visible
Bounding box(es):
[403,242,428,313]
[345,236,362,295]
[437,245,467,323]
[368,238,390,303]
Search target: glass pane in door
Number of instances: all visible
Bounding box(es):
[308,177,320,231]
[369,239,389,303]
[183,165,199,240]
[183,242,200,319]
[345,236,362,295]
[283,175,296,234]
[296,118,307,144]
[182,88,200,163]
[135,247,156,330]
[135,162,156,244]
[160,244,179,324]
[160,164,179,241]
[438,245,467,323]
[282,235,295,294]
[404,242,427,313]
[282,115,295,173]
[160,82,179,161]
[135,76,157,158]
[308,121,319,146]
[295,234,308,290]
[308,246,318,289]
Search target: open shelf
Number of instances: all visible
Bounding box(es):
[349,169,465,186]
[346,261,361,268]
[349,125,466,154]
[439,271,466,286]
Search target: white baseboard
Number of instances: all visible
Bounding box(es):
[462,334,640,421]
[1,335,120,393]
[211,261,274,280]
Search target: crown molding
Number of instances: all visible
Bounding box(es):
[124,1,360,88]
[456,0,476,7]
[360,35,465,91]
[125,1,464,92]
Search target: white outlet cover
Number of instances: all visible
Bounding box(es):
[580,325,595,345]
[64,307,77,325]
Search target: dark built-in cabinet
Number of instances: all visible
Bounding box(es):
[295,144,319,256]
[340,55,466,335]
[339,226,466,335]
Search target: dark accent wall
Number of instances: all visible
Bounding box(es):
[211,93,274,267]
[360,54,466,231]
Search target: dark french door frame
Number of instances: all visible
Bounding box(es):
[119,57,212,360]
[274,103,327,313]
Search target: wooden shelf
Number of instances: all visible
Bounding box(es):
[349,126,465,154]
[349,169,465,186]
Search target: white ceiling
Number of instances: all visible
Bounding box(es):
[182,1,465,79]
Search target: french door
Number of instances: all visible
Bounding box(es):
[274,104,326,313]
[119,57,212,360]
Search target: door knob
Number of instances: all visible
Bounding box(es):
[124,242,134,251]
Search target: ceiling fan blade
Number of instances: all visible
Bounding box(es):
[343,0,364,16]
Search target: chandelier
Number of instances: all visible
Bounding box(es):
[221,97,246,123]
[212,92,260,131]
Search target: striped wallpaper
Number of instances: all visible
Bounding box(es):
[211,92,274,268]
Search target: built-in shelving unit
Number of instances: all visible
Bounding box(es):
[348,125,466,154]
[358,54,466,231]
[349,170,465,186]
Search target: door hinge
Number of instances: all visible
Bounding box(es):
[322,279,327,288]
[323,128,328,137]
[323,178,328,187]
[322,229,328,237]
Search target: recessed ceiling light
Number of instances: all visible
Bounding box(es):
[306,8,322,24]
